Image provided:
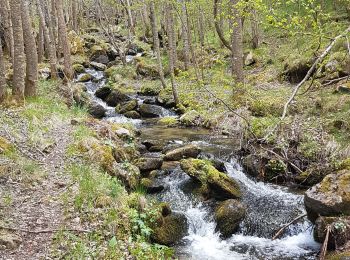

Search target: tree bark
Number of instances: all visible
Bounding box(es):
[71,0,78,32]
[37,18,45,63]
[231,0,244,83]
[9,0,25,103]
[214,0,232,51]
[0,0,14,59]
[251,9,259,49]
[0,38,7,103]
[56,0,73,80]
[21,0,38,97]
[181,1,190,70]
[149,1,167,89]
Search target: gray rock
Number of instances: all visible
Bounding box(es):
[164,144,201,161]
[90,61,107,71]
[139,104,164,118]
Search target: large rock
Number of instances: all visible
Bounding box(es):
[124,111,141,119]
[105,89,130,107]
[111,162,140,189]
[73,64,85,74]
[95,86,112,100]
[87,101,106,119]
[241,154,264,177]
[180,159,241,200]
[314,216,350,250]
[139,84,162,96]
[304,170,350,221]
[164,144,201,161]
[141,178,164,194]
[215,199,246,238]
[151,212,188,246]
[116,100,138,114]
[78,73,93,82]
[139,104,164,118]
[179,110,204,126]
[135,157,163,173]
[90,61,107,71]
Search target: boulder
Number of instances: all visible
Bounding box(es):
[180,159,241,200]
[90,61,107,71]
[78,73,93,82]
[314,216,350,250]
[124,111,141,119]
[139,84,162,96]
[90,45,109,64]
[87,101,106,119]
[116,100,138,114]
[215,199,246,238]
[179,110,203,126]
[73,64,85,74]
[95,86,112,100]
[105,89,130,107]
[115,128,132,138]
[141,178,164,193]
[241,154,264,177]
[135,157,163,173]
[164,144,201,161]
[157,88,175,108]
[304,170,350,221]
[199,153,226,172]
[151,212,188,246]
[112,162,140,189]
[139,104,164,118]
[244,51,256,66]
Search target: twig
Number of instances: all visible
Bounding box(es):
[319,225,330,260]
[322,76,349,87]
[272,214,307,240]
[0,225,91,234]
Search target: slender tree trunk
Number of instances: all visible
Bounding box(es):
[166,3,179,105]
[72,0,78,32]
[251,9,259,49]
[0,0,14,60]
[231,0,244,84]
[21,0,38,97]
[38,18,45,63]
[9,0,25,103]
[37,0,58,79]
[149,1,167,89]
[124,0,135,35]
[198,6,205,47]
[56,0,73,80]
[181,1,190,70]
[0,38,7,103]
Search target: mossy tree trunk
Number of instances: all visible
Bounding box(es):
[0,0,14,60]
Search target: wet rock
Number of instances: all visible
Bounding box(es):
[90,45,109,64]
[199,153,226,172]
[151,212,188,246]
[157,88,175,108]
[72,83,89,106]
[116,100,138,114]
[139,84,162,96]
[139,104,164,118]
[314,216,350,250]
[73,63,85,73]
[179,110,204,126]
[78,73,93,82]
[215,199,246,238]
[105,89,130,107]
[0,232,22,250]
[180,159,241,200]
[164,144,201,161]
[115,128,132,138]
[135,157,163,173]
[143,97,157,105]
[241,154,264,177]
[87,101,106,119]
[95,86,112,100]
[141,178,164,193]
[90,61,107,71]
[161,161,180,171]
[111,162,140,189]
[304,170,350,221]
[124,111,141,119]
[142,140,165,152]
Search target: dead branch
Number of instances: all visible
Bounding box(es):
[281,26,350,121]
[272,214,307,240]
[322,76,349,87]
[213,0,232,51]
[319,225,331,260]
[0,225,91,234]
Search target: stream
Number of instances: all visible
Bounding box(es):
[79,68,321,259]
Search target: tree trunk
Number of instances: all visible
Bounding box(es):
[231,0,244,84]
[21,0,38,97]
[251,9,259,49]
[9,0,25,103]
[0,0,14,60]
[149,1,167,89]
[198,6,205,47]
[166,3,179,105]
[37,0,58,79]
[72,0,78,32]
[38,18,45,63]
[181,1,190,70]
[0,38,7,103]
[56,0,73,80]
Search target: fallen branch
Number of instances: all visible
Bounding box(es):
[272,214,307,240]
[319,225,331,260]
[322,76,349,87]
[281,26,350,121]
[0,225,91,234]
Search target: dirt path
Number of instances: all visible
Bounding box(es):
[0,111,76,260]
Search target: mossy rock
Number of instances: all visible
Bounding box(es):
[140,178,164,193]
[158,117,179,127]
[95,86,112,100]
[157,88,175,108]
[105,89,131,107]
[151,212,188,246]
[0,137,12,154]
[179,110,203,127]
[139,84,162,96]
[134,157,163,173]
[283,56,313,83]
[215,199,246,238]
[116,100,138,114]
[112,162,140,189]
[264,159,287,181]
[124,111,141,119]
[78,73,93,82]
[73,64,85,74]
[136,61,159,79]
[164,144,201,161]
[180,159,241,200]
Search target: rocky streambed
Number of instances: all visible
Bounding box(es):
[73,65,322,259]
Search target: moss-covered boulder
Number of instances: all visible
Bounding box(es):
[157,88,175,108]
[105,89,131,107]
[135,157,163,173]
[95,86,112,100]
[112,162,140,189]
[87,101,106,119]
[116,100,138,114]
[136,61,159,79]
[164,144,201,161]
[139,104,164,118]
[215,199,246,238]
[124,111,141,119]
[151,212,188,246]
[139,84,162,96]
[158,117,179,127]
[78,73,93,82]
[90,61,107,71]
[304,170,350,221]
[283,56,313,84]
[73,63,85,74]
[180,159,241,200]
[141,178,164,193]
[179,110,204,126]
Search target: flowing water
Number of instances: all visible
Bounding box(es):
[80,68,320,260]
